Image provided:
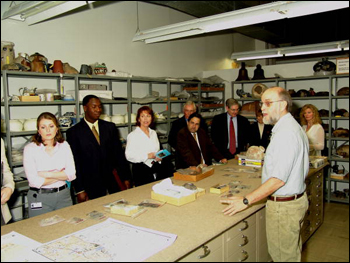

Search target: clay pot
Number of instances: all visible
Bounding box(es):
[236,62,250,81]
[53,60,64,73]
[63,63,78,74]
[1,41,15,70]
[251,83,268,99]
[252,64,265,80]
[14,52,31,71]
[30,53,45,73]
[337,87,349,96]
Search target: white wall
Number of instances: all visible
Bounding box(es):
[1,1,237,77]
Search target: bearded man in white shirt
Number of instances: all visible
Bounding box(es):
[220,87,309,262]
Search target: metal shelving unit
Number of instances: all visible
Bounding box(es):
[232,74,349,204]
[1,70,201,168]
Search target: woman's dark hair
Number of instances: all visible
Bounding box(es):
[32,112,64,146]
[136,106,155,128]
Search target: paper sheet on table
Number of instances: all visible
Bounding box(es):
[1,231,50,262]
[33,218,177,262]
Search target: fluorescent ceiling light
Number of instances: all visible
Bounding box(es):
[342,42,349,51]
[283,42,341,56]
[133,1,349,44]
[231,40,348,61]
[2,1,95,25]
[232,50,283,61]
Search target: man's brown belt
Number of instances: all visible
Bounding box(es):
[268,193,304,202]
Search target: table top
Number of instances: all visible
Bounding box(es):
[1,160,326,261]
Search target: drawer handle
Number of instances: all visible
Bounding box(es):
[239,220,249,231]
[239,250,249,262]
[198,245,211,259]
[239,235,249,247]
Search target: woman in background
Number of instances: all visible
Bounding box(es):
[1,138,15,225]
[23,112,76,217]
[300,104,325,156]
[125,106,173,187]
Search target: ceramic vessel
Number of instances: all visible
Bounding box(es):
[1,41,15,70]
[100,114,111,122]
[58,117,72,128]
[23,119,37,131]
[53,60,64,73]
[124,113,137,123]
[9,119,24,132]
[111,114,125,124]
[30,53,46,73]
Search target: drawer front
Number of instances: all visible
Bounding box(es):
[225,213,257,240]
[227,237,257,262]
[178,234,224,262]
[225,216,257,261]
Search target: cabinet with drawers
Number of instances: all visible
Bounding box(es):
[177,207,270,262]
[224,212,256,262]
[302,168,324,244]
[178,234,224,262]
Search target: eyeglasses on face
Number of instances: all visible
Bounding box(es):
[259,100,284,108]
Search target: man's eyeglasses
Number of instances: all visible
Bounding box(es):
[259,100,284,108]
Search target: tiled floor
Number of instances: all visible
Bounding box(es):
[301,202,349,262]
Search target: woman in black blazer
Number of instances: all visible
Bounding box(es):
[249,110,272,149]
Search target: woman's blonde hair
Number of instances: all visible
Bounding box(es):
[300,104,322,126]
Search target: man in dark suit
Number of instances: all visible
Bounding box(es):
[249,109,272,149]
[66,95,131,203]
[176,112,227,169]
[211,98,250,159]
[168,101,208,150]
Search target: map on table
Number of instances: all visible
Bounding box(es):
[33,218,177,262]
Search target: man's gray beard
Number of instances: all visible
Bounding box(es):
[263,106,281,125]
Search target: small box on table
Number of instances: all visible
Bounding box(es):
[210,184,229,194]
[237,155,263,168]
[173,168,214,182]
[151,191,196,206]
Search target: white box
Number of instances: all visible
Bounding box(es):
[66,90,113,101]
[309,156,327,168]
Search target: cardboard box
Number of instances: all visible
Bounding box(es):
[173,168,214,182]
[210,184,229,194]
[19,96,40,102]
[151,191,196,206]
[79,84,107,90]
[195,188,206,198]
[110,205,141,216]
[330,173,349,180]
[237,155,263,168]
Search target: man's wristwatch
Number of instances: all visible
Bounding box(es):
[243,197,249,206]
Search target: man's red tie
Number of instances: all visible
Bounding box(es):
[229,117,236,154]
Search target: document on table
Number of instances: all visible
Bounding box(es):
[1,231,50,262]
[33,218,177,262]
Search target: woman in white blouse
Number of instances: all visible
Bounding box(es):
[125,106,173,187]
[300,104,325,156]
[24,112,76,217]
